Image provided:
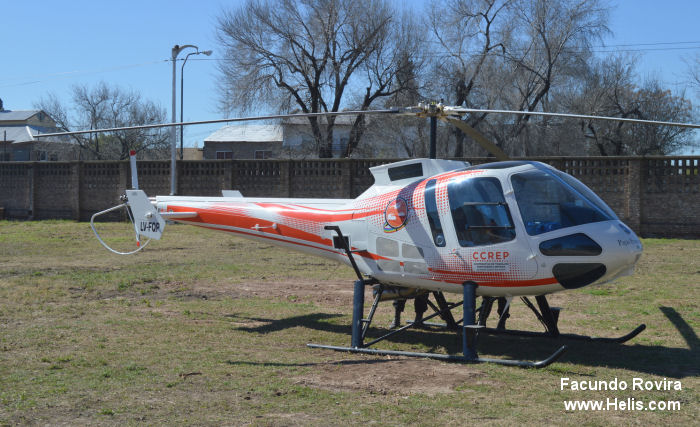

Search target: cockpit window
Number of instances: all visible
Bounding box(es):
[448,177,515,247]
[553,170,618,220]
[511,170,614,235]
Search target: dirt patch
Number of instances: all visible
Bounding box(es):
[71,278,357,307]
[228,279,356,306]
[182,279,357,307]
[294,358,490,396]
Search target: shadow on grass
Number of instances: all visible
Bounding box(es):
[224,358,398,368]
[226,307,698,378]
[660,306,699,351]
[229,312,346,335]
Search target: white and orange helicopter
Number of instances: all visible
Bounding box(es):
[41,104,700,367]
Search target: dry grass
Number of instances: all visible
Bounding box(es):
[0,220,698,426]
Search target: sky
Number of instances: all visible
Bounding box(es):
[2,0,699,151]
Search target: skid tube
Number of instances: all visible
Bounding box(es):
[478,295,646,344]
[308,280,567,369]
[479,324,647,344]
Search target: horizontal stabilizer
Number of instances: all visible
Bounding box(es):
[159,211,199,219]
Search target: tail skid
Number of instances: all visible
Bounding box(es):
[90,189,165,255]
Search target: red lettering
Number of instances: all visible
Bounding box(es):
[472,251,510,261]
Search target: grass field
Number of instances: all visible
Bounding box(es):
[0,220,698,425]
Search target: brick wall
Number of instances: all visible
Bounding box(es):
[0,157,698,238]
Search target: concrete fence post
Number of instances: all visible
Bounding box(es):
[626,158,644,233]
[281,160,292,197]
[28,164,37,219]
[70,162,81,220]
[342,160,353,198]
[230,160,238,191]
[224,160,233,190]
[119,161,130,194]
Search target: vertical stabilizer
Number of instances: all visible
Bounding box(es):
[125,190,165,240]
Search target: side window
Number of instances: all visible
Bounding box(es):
[448,177,515,247]
[424,179,446,247]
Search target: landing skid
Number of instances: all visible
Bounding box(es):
[307,280,567,368]
[311,227,566,368]
[478,295,646,344]
[479,324,646,343]
[307,343,567,368]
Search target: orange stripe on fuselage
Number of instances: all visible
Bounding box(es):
[168,205,332,247]
[253,202,382,223]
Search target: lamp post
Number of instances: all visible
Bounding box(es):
[180,49,212,160]
[170,44,198,195]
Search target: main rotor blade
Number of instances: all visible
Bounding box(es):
[441,107,700,129]
[35,104,700,139]
[35,109,400,138]
[443,117,510,161]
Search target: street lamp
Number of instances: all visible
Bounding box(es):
[170,44,200,195]
[180,49,212,160]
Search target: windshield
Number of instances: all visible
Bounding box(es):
[553,169,618,219]
[448,177,516,247]
[511,170,614,235]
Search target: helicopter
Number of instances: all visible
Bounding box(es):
[40,104,700,368]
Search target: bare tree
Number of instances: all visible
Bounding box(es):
[623,81,694,155]
[498,0,609,155]
[566,55,695,155]
[568,54,639,155]
[688,54,700,93]
[36,82,169,160]
[428,0,514,157]
[216,0,424,157]
[359,47,429,157]
[426,0,607,158]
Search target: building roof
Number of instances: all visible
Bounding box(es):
[0,110,41,122]
[204,124,283,143]
[0,125,68,144]
[282,115,360,126]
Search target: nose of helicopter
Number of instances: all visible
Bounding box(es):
[600,221,643,282]
[545,221,642,289]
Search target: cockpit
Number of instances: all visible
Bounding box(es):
[368,159,641,293]
[426,161,620,248]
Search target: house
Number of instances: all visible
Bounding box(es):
[202,115,359,159]
[0,102,74,161]
[203,124,283,160]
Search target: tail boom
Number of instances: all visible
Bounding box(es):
[154,195,363,265]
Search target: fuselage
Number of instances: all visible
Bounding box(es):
[154,159,643,297]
